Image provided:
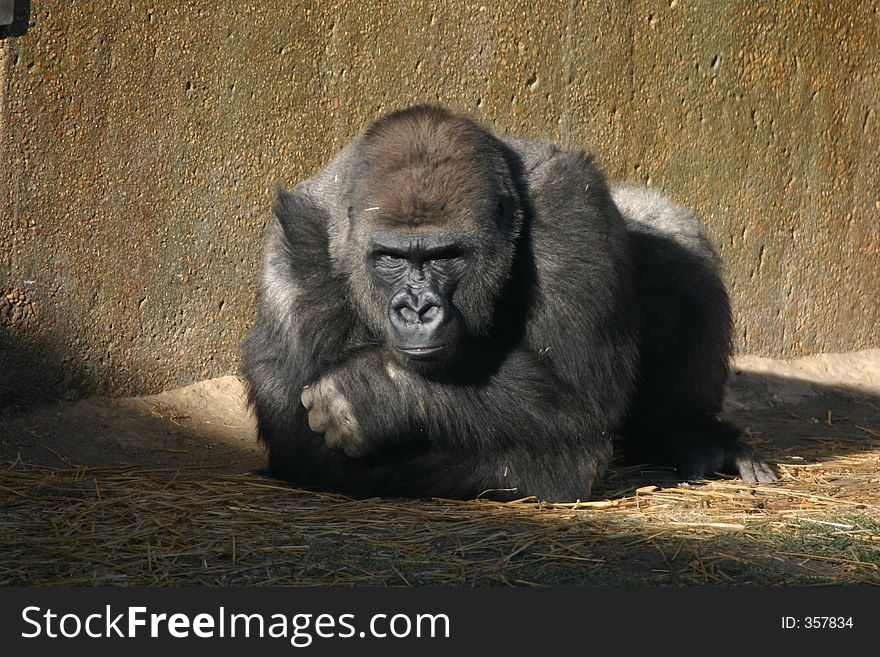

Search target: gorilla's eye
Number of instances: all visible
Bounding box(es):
[375,252,405,266]
[427,256,458,271]
[425,246,463,263]
[426,252,467,283]
[372,253,407,277]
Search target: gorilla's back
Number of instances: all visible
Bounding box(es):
[612,184,734,421]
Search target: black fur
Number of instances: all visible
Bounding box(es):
[241,105,774,502]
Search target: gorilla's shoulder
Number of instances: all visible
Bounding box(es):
[611,183,720,265]
[498,135,606,200]
[291,140,364,210]
[498,135,560,176]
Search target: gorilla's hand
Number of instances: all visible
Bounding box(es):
[301,375,366,458]
[301,351,427,459]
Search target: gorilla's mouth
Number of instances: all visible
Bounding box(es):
[396,345,449,360]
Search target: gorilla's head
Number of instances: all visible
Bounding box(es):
[330,106,523,375]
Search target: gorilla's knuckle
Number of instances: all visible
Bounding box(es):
[306,408,326,434]
[340,439,366,459]
[300,385,314,410]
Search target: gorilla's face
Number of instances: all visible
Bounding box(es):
[329,108,524,377]
[367,229,468,373]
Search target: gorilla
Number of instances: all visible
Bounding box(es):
[242,105,775,502]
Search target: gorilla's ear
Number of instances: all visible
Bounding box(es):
[272,185,330,247]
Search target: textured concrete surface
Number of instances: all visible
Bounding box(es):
[1,1,878,403]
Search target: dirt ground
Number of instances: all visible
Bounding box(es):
[0,375,265,473]
[1,350,878,586]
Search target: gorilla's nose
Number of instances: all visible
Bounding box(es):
[389,288,448,348]
[391,288,443,325]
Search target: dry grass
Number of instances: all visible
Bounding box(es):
[2,432,879,586]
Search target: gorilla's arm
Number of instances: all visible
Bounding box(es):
[301,346,612,501]
[241,185,368,465]
[301,346,607,459]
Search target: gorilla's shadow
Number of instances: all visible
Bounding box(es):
[598,368,880,497]
[0,331,98,408]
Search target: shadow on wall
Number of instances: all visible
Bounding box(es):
[0,333,262,472]
[0,0,29,38]
[0,330,100,407]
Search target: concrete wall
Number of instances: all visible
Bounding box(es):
[1,1,878,404]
